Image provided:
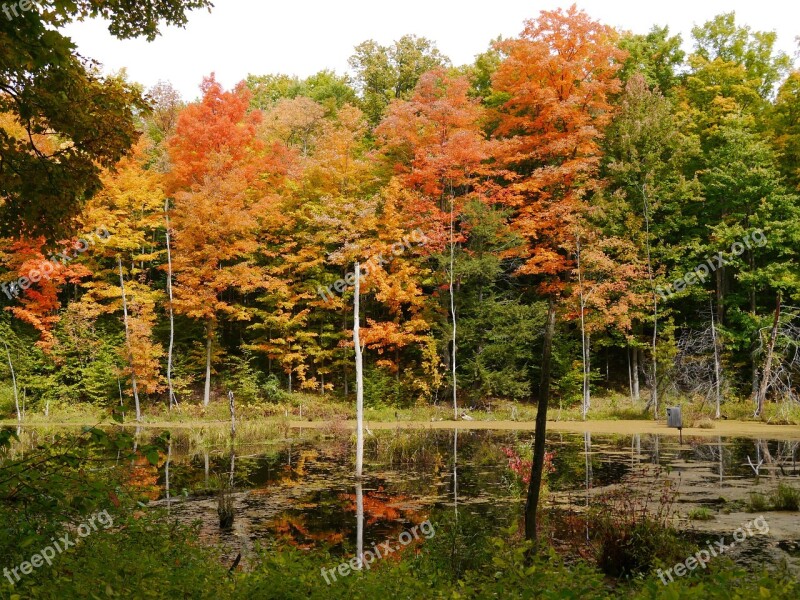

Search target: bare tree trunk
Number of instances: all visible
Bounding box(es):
[354,261,364,478]
[642,186,658,418]
[710,302,722,419]
[576,234,590,420]
[117,376,124,421]
[584,335,591,418]
[228,390,236,438]
[632,347,640,400]
[165,199,178,410]
[118,257,141,422]
[525,298,556,544]
[204,321,212,407]
[3,341,20,425]
[627,347,633,402]
[450,199,458,420]
[755,293,781,417]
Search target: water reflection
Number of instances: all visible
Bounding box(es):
[4,426,799,565]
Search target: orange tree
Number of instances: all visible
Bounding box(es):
[491,5,625,542]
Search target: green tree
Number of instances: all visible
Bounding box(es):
[0,0,212,239]
[771,71,800,189]
[348,35,450,123]
[246,70,357,112]
[618,26,685,93]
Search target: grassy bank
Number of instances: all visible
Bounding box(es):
[3,391,799,431]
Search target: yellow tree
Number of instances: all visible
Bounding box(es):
[79,137,168,410]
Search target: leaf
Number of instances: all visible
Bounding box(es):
[145,449,160,466]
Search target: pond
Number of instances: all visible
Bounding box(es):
[12,425,800,574]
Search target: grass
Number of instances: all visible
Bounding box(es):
[687,506,715,520]
[3,388,799,431]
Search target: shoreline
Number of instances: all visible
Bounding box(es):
[3,418,799,440]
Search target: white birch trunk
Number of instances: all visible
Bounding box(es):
[118,257,141,422]
[204,323,212,407]
[165,199,178,409]
[354,261,364,478]
[450,200,457,420]
[576,234,590,420]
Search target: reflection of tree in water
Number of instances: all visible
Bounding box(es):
[270,486,424,552]
[726,438,800,478]
[127,454,160,500]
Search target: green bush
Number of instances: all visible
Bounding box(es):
[770,482,800,511]
[746,491,770,512]
[363,365,404,408]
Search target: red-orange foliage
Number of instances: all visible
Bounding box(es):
[2,237,91,352]
[492,5,625,294]
[167,74,264,191]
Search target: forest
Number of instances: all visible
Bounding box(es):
[1,4,800,424]
[1,1,799,599]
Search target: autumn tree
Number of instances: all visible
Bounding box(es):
[167,76,275,406]
[77,137,169,411]
[376,68,495,407]
[491,5,625,543]
[771,71,800,190]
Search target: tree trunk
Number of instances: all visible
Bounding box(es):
[203,322,212,407]
[576,233,589,420]
[3,341,20,425]
[165,199,178,410]
[583,334,591,419]
[755,293,781,417]
[450,198,458,420]
[627,348,633,402]
[118,257,141,422]
[642,185,658,418]
[632,347,640,400]
[524,298,556,544]
[650,302,659,418]
[228,390,236,438]
[710,302,722,419]
[354,261,364,478]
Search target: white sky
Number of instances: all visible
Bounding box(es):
[62,0,799,101]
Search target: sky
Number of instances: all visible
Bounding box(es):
[62,0,800,101]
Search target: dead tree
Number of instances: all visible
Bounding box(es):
[753,301,800,415]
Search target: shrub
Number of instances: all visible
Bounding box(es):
[591,467,689,578]
[770,482,800,511]
[746,491,770,512]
